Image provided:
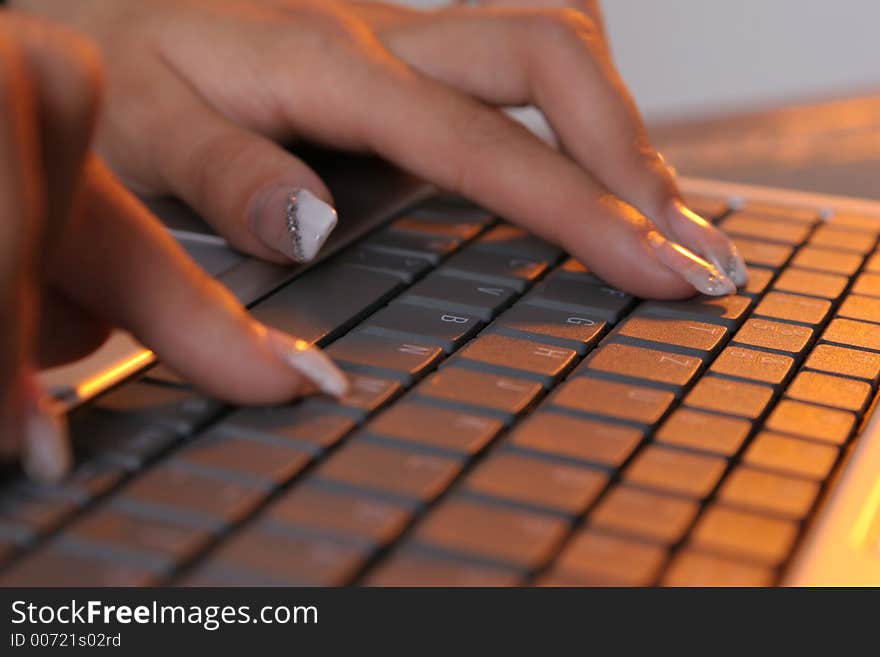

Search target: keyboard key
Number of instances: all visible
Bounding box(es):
[684,376,773,419]
[362,228,460,263]
[464,452,608,515]
[865,251,880,273]
[492,304,605,355]
[390,213,484,240]
[263,484,412,546]
[731,237,793,268]
[742,266,774,296]
[473,224,562,262]
[838,294,880,324]
[826,212,880,233]
[690,505,798,566]
[754,291,830,325]
[412,497,567,570]
[684,194,729,219]
[71,412,179,472]
[710,345,793,385]
[738,202,819,224]
[852,272,880,297]
[252,263,402,344]
[590,485,699,544]
[416,367,542,417]
[366,402,503,455]
[316,441,461,502]
[615,315,727,354]
[733,318,813,356]
[360,303,481,353]
[326,332,443,384]
[525,277,633,323]
[552,377,674,426]
[718,467,820,519]
[823,317,880,352]
[455,334,577,384]
[773,267,848,299]
[0,547,157,586]
[94,381,223,435]
[623,445,727,498]
[581,343,701,388]
[365,550,519,586]
[8,461,124,506]
[662,550,774,586]
[440,249,548,291]
[804,344,880,382]
[792,246,863,275]
[656,409,751,457]
[785,371,870,412]
[743,432,839,480]
[552,529,666,585]
[326,372,402,415]
[398,272,516,322]
[507,412,642,468]
[720,213,811,245]
[337,246,430,284]
[0,494,76,537]
[223,404,356,450]
[765,400,855,445]
[810,225,875,253]
[639,295,752,329]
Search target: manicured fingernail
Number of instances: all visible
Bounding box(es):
[667,200,748,286]
[264,328,349,398]
[251,186,337,263]
[22,395,72,483]
[647,230,736,296]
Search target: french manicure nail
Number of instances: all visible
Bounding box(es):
[251,186,338,263]
[667,200,748,286]
[647,230,737,296]
[22,395,72,483]
[264,328,349,398]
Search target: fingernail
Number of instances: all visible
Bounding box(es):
[647,230,737,296]
[251,186,338,263]
[667,200,748,286]
[264,328,349,398]
[22,395,72,483]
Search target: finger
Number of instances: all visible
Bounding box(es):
[365,8,746,285]
[458,0,607,37]
[50,157,348,404]
[128,61,337,265]
[37,288,111,368]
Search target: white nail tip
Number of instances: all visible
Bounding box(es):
[265,329,349,398]
[648,232,736,297]
[23,400,71,483]
[286,189,338,263]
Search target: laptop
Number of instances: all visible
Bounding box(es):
[2,148,879,587]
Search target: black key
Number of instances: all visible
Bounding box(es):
[0,547,157,586]
[473,224,562,262]
[852,272,880,297]
[551,377,674,426]
[792,246,863,275]
[507,412,642,468]
[251,263,402,344]
[720,212,812,245]
[71,413,179,471]
[614,315,727,354]
[491,304,605,354]
[397,272,517,322]
[549,529,665,586]
[8,461,124,505]
[765,400,855,445]
[326,332,443,384]
[590,485,699,544]
[464,452,608,515]
[744,432,839,480]
[439,249,548,292]
[324,372,402,415]
[316,441,461,502]
[525,277,633,323]
[580,343,701,388]
[416,367,542,418]
[364,550,519,586]
[743,266,774,297]
[365,402,503,455]
[773,267,848,299]
[753,291,831,325]
[360,303,481,353]
[718,467,820,520]
[336,246,431,284]
[732,237,793,268]
[733,318,813,356]
[838,294,880,324]
[408,197,495,228]
[690,504,798,567]
[222,403,355,451]
[684,376,773,420]
[810,225,875,253]
[656,408,752,457]
[709,345,794,385]
[390,214,484,240]
[362,228,460,263]
[454,334,577,384]
[93,381,222,435]
[623,445,727,498]
[638,295,752,329]
[804,344,880,383]
[0,494,76,537]
[263,484,412,546]
[785,371,871,412]
[412,496,567,570]
[823,317,880,352]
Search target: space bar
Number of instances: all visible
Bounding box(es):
[251,263,404,345]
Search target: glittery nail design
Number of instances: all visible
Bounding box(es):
[667,201,748,287]
[647,230,737,296]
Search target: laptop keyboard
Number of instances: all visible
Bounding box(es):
[3,191,880,586]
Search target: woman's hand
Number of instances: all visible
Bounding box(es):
[0,11,347,482]
[13,0,746,298]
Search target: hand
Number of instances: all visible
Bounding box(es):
[0,11,347,482]
[14,0,746,298]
